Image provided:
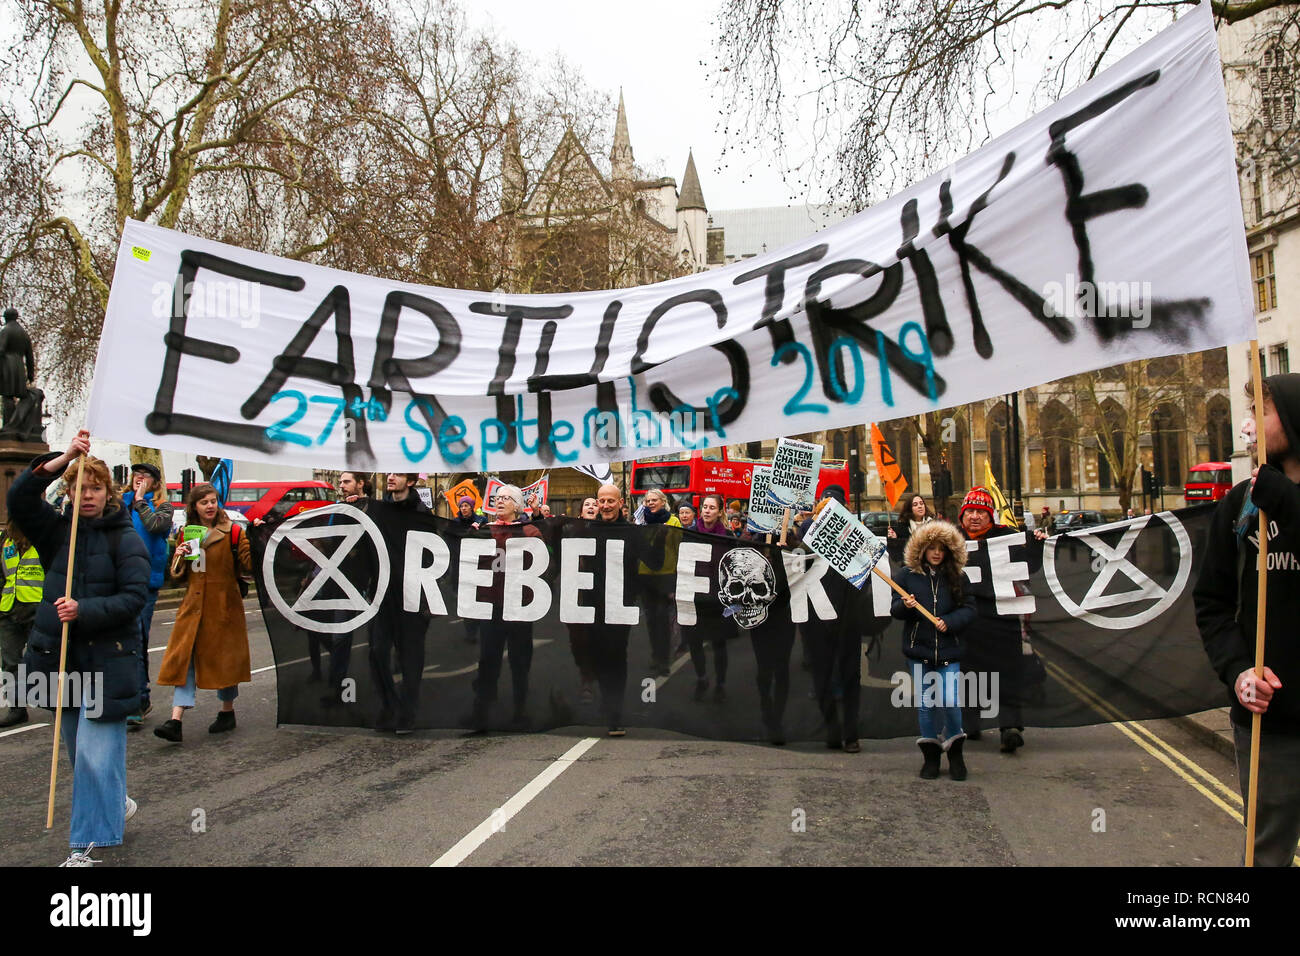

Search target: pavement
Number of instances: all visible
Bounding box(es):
[1175,707,1237,761]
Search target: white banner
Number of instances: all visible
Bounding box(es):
[88,5,1251,472]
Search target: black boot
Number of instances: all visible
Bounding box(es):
[0,706,28,728]
[208,710,236,734]
[945,734,968,780]
[918,739,942,779]
[458,700,488,735]
[999,727,1024,753]
[153,718,183,743]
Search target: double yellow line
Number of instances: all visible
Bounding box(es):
[1040,655,1244,819]
[1045,651,1300,865]
[1040,655,1300,863]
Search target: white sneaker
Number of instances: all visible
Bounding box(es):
[124,795,137,823]
[59,844,100,867]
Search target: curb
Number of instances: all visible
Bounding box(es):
[1170,707,1236,761]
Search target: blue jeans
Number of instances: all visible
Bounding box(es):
[172,658,238,709]
[137,587,158,708]
[59,695,127,850]
[911,660,963,741]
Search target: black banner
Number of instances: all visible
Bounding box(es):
[250,503,1225,740]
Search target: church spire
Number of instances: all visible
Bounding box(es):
[676,149,706,212]
[609,88,634,181]
[502,106,524,214]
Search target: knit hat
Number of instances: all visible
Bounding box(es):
[820,485,847,504]
[458,495,474,508]
[959,487,995,520]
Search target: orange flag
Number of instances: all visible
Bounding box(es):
[870,423,909,508]
[443,478,482,512]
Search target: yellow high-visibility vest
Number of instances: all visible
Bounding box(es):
[1,538,43,612]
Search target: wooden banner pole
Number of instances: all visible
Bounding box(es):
[46,455,87,830]
[871,565,942,627]
[1245,343,1268,867]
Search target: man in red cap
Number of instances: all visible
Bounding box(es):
[958,487,1047,753]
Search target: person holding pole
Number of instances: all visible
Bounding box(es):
[8,429,149,866]
[1196,373,1300,866]
[891,520,976,780]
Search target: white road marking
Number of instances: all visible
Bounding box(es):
[431,736,599,867]
[0,722,49,738]
[250,643,369,676]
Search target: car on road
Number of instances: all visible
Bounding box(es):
[1052,510,1108,534]
[858,511,895,537]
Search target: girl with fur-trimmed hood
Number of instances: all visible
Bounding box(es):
[891,520,976,781]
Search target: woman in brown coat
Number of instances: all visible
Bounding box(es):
[153,484,252,743]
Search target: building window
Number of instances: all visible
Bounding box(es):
[1152,403,1185,489]
[987,402,1010,491]
[1271,343,1290,375]
[1254,250,1277,313]
[949,416,969,495]
[832,431,847,460]
[1202,348,1229,384]
[1207,395,1233,462]
[880,422,915,492]
[1147,355,1181,381]
[1042,400,1076,492]
[1261,45,1295,131]
[1252,169,1265,222]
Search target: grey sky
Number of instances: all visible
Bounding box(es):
[470,0,802,211]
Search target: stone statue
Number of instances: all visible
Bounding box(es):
[0,308,44,443]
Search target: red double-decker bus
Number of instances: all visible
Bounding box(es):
[1184,461,1232,505]
[629,445,850,512]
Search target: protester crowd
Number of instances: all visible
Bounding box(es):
[6,374,1300,869]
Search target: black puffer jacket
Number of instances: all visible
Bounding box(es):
[890,521,976,664]
[9,454,150,721]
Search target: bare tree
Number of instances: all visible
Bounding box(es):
[711,0,1298,208]
[0,0,634,488]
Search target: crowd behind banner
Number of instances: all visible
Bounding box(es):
[251,488,1225,744]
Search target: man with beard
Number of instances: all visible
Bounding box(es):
[369,473,430,734]
[957,487,1046,753]
[1197,374,1300,866]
